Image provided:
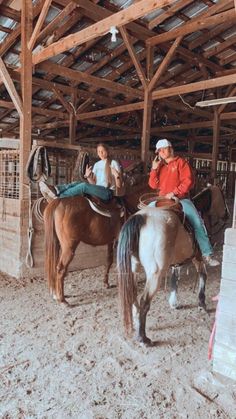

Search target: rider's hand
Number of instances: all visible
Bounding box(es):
[165,192,175,200]
[152,156,163,170]
[84,164,93,179]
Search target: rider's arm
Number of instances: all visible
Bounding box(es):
[148,159,164,190]
[172,159,194,198]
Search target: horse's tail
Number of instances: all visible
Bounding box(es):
[44,201,60,295]
[117,213,146,334]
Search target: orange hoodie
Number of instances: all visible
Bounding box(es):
[149,156,194,199]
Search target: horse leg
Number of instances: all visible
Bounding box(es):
[168,266,180,309]
[136,271,163,346]
[55,245,75,303]
[193,259,207,310]
[104,242,113,288]
[198,264,207,310]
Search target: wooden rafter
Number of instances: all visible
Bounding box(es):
[38,61,143,99]
[152,73,236,100]
[148,36,182,92]
[0,57,23,117]
[119,26,147,89]
[32,0,176,65]
[147,9,236,47]
[52,87,74,114]
[28,0,52,51]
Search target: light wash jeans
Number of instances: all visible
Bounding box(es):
[149,198,213,257]
[56,181,113,202]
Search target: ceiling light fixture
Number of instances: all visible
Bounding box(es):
[195,96,236,107]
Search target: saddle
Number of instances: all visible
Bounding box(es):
[84,194,125,218]
[154,198,201,262]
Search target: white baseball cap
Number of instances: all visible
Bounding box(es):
[155,139,172,150]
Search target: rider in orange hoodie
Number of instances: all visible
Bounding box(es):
[149,139,219,267]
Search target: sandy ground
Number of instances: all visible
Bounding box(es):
[1,238,236,419]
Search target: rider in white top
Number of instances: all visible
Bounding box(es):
[93,159,121,190]
[39,143,122,202]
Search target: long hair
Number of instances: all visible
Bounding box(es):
[97,143,113,187]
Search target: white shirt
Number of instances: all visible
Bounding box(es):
[93,159,121,190]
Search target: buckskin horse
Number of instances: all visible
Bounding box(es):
[117,185,229,345]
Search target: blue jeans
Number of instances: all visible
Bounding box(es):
[180,199,213,257]
[56,181,113,202]
[149,198,213,257]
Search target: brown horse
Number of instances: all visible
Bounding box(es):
[43,182,149,303]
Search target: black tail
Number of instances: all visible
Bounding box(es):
[117,214,146,334]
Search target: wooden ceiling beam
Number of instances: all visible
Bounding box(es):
[0,0,45,56]
[119,27,147,89]
[0,5,21,22]
[218,85,236,114]
[38,61,143,99]
[147,9,236,47]
[188,21,234,50]
[28,0,52,51]
[148,0,193,29]
[77,102,144,120]
[52,87,74,114]
[148,36,182,92]
[0,57,23,117]
[32,0,176,65]
[36,1,78,46]
[204,33,236,59]
[81,118,139,133]
[73,0,152,41]
[152,73,236,100]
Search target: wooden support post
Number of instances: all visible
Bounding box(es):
[20,1,32,199]
[19,0,33,276]
[211,108,220,182]
[69,89,77,144]
[141,90,152,171]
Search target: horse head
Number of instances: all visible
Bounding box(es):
[208,184,229,222]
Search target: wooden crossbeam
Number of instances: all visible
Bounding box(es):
[32,0,176,65]
[38,61,143,99]
[119,27,147,89]
[148,36,182,92]
[52,87,74,114]
[148,0,193,29]
[77,102,144,120]
[147,9,236,46]
[0,57,23,117]
[152,73,236,100]
[28,0,52,51]
[36,2,77,46]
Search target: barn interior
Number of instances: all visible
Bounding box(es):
[0,1,236,414]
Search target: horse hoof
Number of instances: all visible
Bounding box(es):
[198,303,206,312]
[136,335,153,346]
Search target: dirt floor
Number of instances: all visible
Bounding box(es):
[1,237,236,419]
